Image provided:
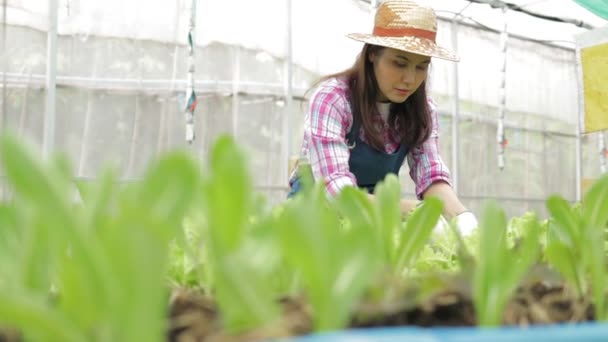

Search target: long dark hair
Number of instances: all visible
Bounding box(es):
[312,44,433,151]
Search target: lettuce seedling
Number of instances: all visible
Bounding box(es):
[545,195,586,297]
[367,174,444,277]
[0,133,200,342]
[278,182,380,331]
[580,173,608,320]
[201,135,280,333]
[474,201,540,326]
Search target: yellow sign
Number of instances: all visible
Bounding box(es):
[581,43,608,133]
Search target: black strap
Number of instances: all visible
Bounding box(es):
[346,114,360,147]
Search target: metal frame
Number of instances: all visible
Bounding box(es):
[282,0,294,186]
[3,1,595,207]
[43,0,58,159]
[575,47,584,202]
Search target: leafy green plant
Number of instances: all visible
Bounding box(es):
[543,173,608,320]
[278,182,380,331]
[167,216,209,289]
[473,201,541,326]
[414,224,476,275]
[545,195,586,297]
[394,196,443,276]
[332,175,445,312]
[362,174,444,277]
[0,133,199,342]
[200,135,280,333]
[278,173,444,331]
[580,173,608,321]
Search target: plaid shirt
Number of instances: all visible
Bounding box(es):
[289,77,452,199]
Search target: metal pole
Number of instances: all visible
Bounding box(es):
[575,47,583,201]
[77,90,93,176]
[497,6,508,171]
[451,17,460,194]
[232,46,240,137]
[44,0,58,158]
[126,94,140,177]
[282,0,293,186]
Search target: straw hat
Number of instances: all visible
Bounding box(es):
[347,0,459,62]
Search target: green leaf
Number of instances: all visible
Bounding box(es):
[137,152,201,234]
[506,214,540,287]
[586,227,607,320]
[278,182,378,331]
[279,183,335,320]
[206,135,252,252]
[0,134,114,324]
[394,197,443,274]
[81,168,116,235]
[582,174,608,228]
[474,203,541,326]
[19,214,52,294]
[546,195,581,247]
[580,174,608,321]
[474,200,508,326]
[213,250,279,332]
[0,203,21,283]
[111,152,200,341]
[447,220,476,277]
[202,136,279,333]
[545,238,584,297]
[373,174,403,264]
[0,293,87,342]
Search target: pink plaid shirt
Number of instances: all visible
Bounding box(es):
[289,77,452,199]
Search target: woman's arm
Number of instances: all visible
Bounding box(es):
[422,180,467,220]
[407,97,473,224]
[424,181,478,235]
[307,84,358,197]
[407,98,453,206]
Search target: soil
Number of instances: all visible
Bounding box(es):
[0,326,20,342]
[167,280,595,342]
[0,281,596,342]
[503,281,594,326]
[351,289,476,328]
[167,288,312,342]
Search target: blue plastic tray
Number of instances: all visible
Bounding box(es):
[287,322,608,342]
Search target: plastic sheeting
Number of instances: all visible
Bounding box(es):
[1,0,607,211]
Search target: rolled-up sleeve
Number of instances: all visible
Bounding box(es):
[407,98,452,199]
[308,89,358,197]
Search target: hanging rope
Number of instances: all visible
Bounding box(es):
[497,5,508,170]
[184,0,198,144]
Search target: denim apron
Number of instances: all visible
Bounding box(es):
[288,113,409,197]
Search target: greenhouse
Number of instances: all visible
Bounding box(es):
[1,0,608,341]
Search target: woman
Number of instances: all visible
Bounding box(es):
[288,0,477,233]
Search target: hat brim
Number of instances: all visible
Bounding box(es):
[346,33,459,62]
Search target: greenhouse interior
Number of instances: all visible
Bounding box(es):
[1,0,608,341]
